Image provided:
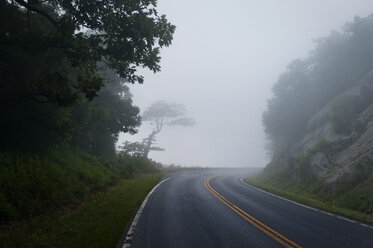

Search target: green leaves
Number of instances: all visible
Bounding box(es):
[139,101,195,157]
[71,66,141,156]
[0,0,174,153]
[263,14,373,155]
[2,0,175,102]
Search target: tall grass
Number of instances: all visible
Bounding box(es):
[0,173,164,248]
[0,148,162,225]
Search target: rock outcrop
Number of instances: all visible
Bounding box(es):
[286,68,373,184]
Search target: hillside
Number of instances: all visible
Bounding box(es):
[255,14,373,218]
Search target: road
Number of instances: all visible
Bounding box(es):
[124,169,373,248]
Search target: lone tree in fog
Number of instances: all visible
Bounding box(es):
[141,101,195,158]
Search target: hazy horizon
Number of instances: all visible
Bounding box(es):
[118,0,373,167]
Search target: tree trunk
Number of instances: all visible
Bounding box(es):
[143,130,157,158]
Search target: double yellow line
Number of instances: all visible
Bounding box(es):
[204,176,302,248]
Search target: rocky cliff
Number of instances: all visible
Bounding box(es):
[273,68,373,187]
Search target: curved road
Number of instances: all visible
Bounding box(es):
[125,169,373,248]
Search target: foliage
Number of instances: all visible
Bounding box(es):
[0,173,164,248]
[0,1,171,244]
[0,148,117,223]
[140,101,195,157]
[250,144,373,219]
[260,14,373,221]
[330,95,360,134]
[0,2,102,106]
[244,177,373,225]
[71,66,141,157]
[333,161,373,214]
[3,0,175,87]
[263,14,373,155]
[0,0,174,153]
[0,148,162,224]
[263,59,313,152]
[0,99,73,152]
[120,141,147,157]
[0,4,80,151]
[116,153,162,177]
[260,139,333,189]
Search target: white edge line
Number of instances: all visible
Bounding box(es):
[122,177,170,248]
[239,177,373,230]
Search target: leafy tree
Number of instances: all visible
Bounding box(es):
[263,14,373,156]
[141,101,195,158]
[5,0,176,87]
[119,141,147,157]
[263,59,313,152]
[71,66,141,157]
[0,0,174,151]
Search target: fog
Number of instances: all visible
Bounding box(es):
[119,0,373,167]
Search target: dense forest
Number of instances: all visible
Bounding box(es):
[0,0,175,226]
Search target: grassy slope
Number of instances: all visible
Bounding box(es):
[0,149,119,223]
[1,173,163,248]
[0,148,164,247]
[244,176,373,226]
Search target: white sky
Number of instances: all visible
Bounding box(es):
[119,0,373,167]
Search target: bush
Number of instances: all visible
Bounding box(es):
[116,154,162,177]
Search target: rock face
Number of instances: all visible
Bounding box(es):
[286,68,373,184]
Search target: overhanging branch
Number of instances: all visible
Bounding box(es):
[14,0,60,28]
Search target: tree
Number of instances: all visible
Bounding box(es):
[1,0,175,105]
[4,0,176,87]
[119,141,147,157]
[262,14,373,156]
[0,0,174,151]
[71,66,141,157]
[141,101,195,158]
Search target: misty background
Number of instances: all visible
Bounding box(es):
[119,0,373,167]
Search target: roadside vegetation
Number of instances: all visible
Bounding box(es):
[244,175,373,226]
[246,138,373,225]
[258,13,373,224]
[262,15,373,154]
[0,148,162,224]
[0,1,175,247]
[1,173,163,248]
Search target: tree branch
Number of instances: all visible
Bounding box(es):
[14,0,60,28]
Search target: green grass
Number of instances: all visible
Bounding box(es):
[244,177,373,226]
[0,173,164,248]
[0,148,163,223]
[0,149,119,223]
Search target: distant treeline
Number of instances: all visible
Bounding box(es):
[263,15,373,155]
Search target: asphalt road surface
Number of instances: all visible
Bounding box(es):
[126,169,373,248]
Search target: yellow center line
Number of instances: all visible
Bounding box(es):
[205,177,302,248]
[204,176,303,248]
